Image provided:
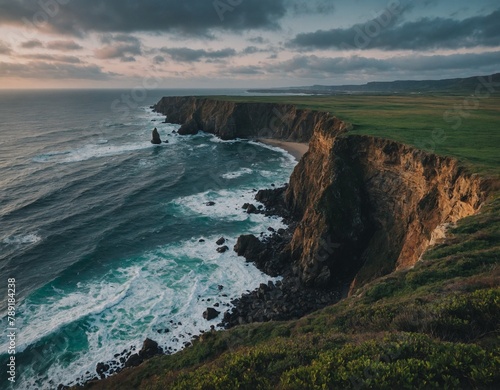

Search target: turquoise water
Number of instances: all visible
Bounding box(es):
[0,90,296,388]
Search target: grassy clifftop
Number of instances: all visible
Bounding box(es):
[217,94,500,176]
[81,94,499,389]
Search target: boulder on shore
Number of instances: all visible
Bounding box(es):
[124,338,162,368]
[140,338,163,359]
[203,307,221,321]
[151,128,162,144]
[234,234,266,260]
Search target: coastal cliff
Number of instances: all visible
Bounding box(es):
[154,96,350,141]
[154,97,491,295]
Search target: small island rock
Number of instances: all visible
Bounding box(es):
[151,127,162,144]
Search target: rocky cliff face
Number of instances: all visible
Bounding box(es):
[155,97,491,295]
[154,96,349,141]
[286,134,490,293]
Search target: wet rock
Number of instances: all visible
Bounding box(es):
[96,362,110,379]
[178,119,199,135]
[151,127,162,144]
[163,140,169,144]
[140,338,163,360]
[199,239,206,243]
[203,307,221,321]
[234,234,265,260]
[217,245,229,253]
[242,203,250,209]
[206,201,216,206]
[246,204,257,214]
[125,354,143,368]
[268,227,275,233]
[216,237,226,245]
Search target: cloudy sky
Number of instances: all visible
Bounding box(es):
[0,0,499,88]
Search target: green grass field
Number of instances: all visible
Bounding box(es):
[217,94,500,176]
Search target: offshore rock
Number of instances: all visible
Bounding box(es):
[151,127,162,144]
[217,245,229,253]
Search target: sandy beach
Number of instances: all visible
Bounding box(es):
[257,139,309,161]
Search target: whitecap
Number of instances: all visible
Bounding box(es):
[221,167,253,179]
[2,233,41,245]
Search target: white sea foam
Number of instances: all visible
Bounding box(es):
[11,234,277,389]
[2,233,42,245]
[170,188,287,234]
[248,140,297,166]
[221,167,253,179]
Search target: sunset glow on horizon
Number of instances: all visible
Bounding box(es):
[0,0,499,89]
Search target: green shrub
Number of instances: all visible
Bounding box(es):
[280,333,500,389]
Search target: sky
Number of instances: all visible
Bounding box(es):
[0,0,499,89]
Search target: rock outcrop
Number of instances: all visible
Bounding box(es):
[154,96,350,141]
[151,127,162,144]
[155,96,492,297]
[285,134,490,293]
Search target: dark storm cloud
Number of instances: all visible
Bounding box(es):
[267,51,500,77]
[0,0,289,36]
[0,40,11,54]
[20,40,43,49]
[160,47,237,62]
[46,40,83,51]
[289,9,500,50]
[0,61,114,80]
[95,35,142,62]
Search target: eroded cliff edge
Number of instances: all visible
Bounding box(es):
[154,96,491,296]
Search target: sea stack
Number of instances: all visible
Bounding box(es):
[151,127,162,144]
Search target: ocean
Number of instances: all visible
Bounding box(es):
[0,89,297,389]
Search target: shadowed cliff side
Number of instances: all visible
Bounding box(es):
[285,134,491,294]
[154,96,492,296]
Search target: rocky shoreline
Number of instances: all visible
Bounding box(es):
[75,179,339,390]
[222,185,343,328]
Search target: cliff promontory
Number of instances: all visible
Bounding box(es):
[154,97,491,295]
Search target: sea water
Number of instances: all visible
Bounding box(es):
[0,89,296,389]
